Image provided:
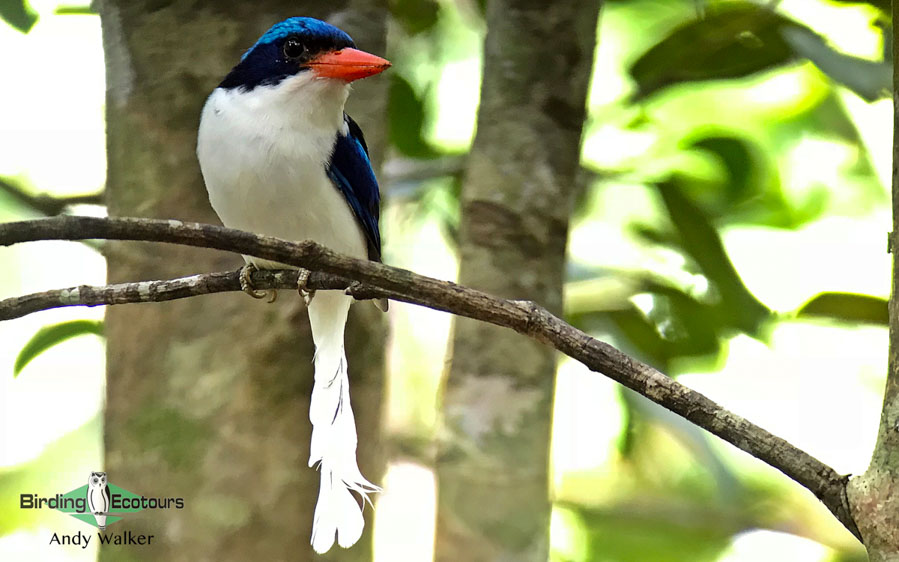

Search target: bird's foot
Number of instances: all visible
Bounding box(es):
[239,263,278,303]
[297,268,315,307]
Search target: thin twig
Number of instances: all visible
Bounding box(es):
[0,178,104,215]
[0,269,391,321]
[0,215,861,541]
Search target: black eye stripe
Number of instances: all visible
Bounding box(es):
[281,34,355,63]
[219,32,355,91]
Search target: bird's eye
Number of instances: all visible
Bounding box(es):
[283,38,307,59]
[92,478,98,484]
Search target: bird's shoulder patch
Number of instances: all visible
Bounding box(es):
[326,114,382,261]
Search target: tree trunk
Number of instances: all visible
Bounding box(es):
[435,1,600,560]
[846,2,899,559]
[97,2,387,561]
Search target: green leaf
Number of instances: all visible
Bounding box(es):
[388,75,441,159]
[830,0,889,13]
[645,285,722,358]
[797,292,888,325]
[14,320,104,376]
[655,178,770,335]
[0,0,37,33]
[563,502,734,562]
[607,306,671,367]
[629,1,890,101]
[687,136,755,201]
[781,25,890,102]
[389,0,439,34]
[629,3,800,100]
[54,5,94,15]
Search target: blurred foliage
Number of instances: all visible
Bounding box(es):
[655,177,770,334]
[388,75,443,159]
[798,292,888,325]
[0,0,37,33]
[628,1,889,102]
[14,320,104,377]
[832,0,890,14]
[54,5,94,15]
[389,0,439,34]
[629,3,799,101]
[560,503,736,562]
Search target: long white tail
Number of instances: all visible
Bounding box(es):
[306,291,379,554]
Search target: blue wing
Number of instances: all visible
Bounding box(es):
[326,114,382,261]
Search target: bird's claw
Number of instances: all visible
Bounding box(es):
[297,268,315,307]
[239,263,277,302]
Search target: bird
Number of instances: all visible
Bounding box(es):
[196,17,390,554]
[86,471,110,531]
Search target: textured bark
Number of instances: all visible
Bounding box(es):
[95,2,387,560]
[0,268,394,321]
[846,3,899,558]
[435,1,601,560]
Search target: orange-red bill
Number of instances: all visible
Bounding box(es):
[309,48,391,82]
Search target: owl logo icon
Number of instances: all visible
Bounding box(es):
[86,471,110,531]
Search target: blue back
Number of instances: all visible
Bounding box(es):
[327,115,383,261]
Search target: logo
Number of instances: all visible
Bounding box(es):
[19,471,184,547]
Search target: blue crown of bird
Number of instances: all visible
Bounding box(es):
[197,17,390,555]
[220,17,390,90]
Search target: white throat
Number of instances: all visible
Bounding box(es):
[197,73,366,262]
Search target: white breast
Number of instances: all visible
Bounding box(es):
[197,74,367,267]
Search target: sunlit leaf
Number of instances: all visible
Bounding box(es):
[655,178,770,335]
[629,3,799,100]
[0,0,37,33]
[782,26,889,102]
[561,502,734,562]
[54,5,94,15]
[797,292,888,325]
[630,2,889,102]
[14,320,104,376]
[830,0,889,13]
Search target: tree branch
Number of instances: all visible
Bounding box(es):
[0,178,104,216]
[0,269,393,321]
[0,215,861,541]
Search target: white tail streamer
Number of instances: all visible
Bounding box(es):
[306,291,380,554]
